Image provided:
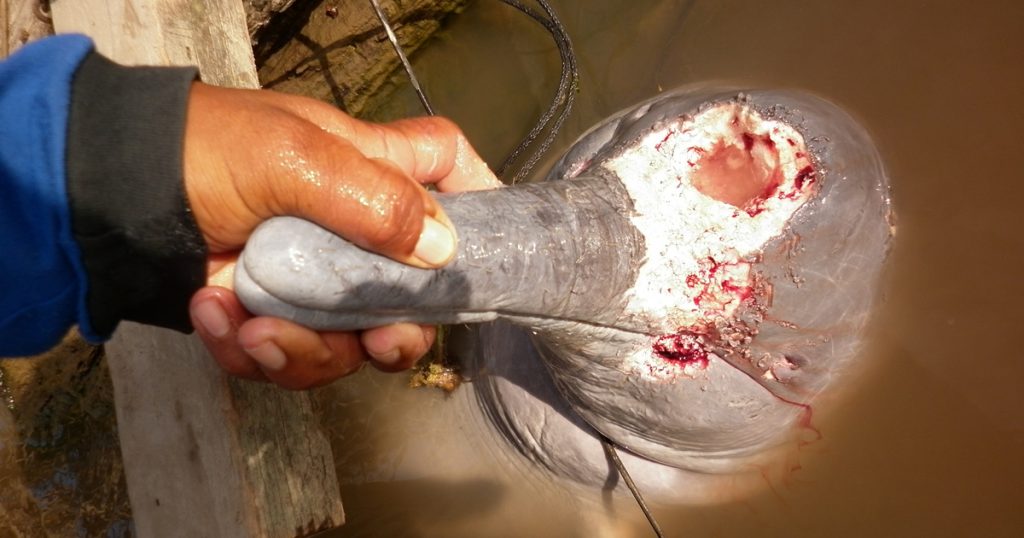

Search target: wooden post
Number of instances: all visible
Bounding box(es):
[49,2,344,537]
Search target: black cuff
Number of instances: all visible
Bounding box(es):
[66,51,206,337]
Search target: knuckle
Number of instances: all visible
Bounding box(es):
[362,167,424,253]
[274,115,322,154]
[429,115,459,135]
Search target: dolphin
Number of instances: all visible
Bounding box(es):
[234,87,893,497]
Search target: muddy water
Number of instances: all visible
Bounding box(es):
[320,0,1024,536]
[0,1,1018,536]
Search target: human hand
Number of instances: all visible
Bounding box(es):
[182,83,500,389]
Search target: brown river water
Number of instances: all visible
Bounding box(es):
[324,0,1024,536]
[2,1,1023,537]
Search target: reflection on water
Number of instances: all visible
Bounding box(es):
[324,0,1024,536]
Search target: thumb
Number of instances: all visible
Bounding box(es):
[185,83,457,269]
[261,128,458,269]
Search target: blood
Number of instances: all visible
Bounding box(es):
[721,279,754,302]
[744,180,781,216]
[652,333,709,369]
[793,165,815,190]
[654,130,674,151]
[692,134,782,210]
[743,132,776,152]
[743,170,783,216]
[767,392,821,446]
[691,258,746,307]
[690,257,720,306]
[685,145,706,166]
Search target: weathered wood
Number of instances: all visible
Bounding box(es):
[1,0,7,57]
[50,1,343,537]
[5,0,54,54]
[3,7,130,537]
[244,0,299,42]
[257,0,469,116]
[52,0,259,87]
[0,335,132,537]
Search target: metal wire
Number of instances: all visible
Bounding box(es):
[492,0,578,183]
[369,1,663,536]
[370,0,577,182]
[602,436,666,538]
[368,0,435,115]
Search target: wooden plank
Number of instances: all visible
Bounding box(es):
[5,0,54,54]
[1,0,7,58]
[50,2,344,537]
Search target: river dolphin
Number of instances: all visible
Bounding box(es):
[234,87,893,500]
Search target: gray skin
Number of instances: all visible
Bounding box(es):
[236,87,893,498]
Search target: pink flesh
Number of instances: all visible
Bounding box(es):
[641,108,814,375]
[689,134,782,210]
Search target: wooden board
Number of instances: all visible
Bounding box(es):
[5,0,54,55]
[1,0,6,58]
[49,2,344,537]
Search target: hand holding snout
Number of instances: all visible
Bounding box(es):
[182,83,500,389]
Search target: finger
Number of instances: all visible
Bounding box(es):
[377,117,502,193]
[262,130,459,268]
[237,317,367,390]
[275,96,500,192]
[185,85,457,267]
[360,323,436,373]
[190,287,267,381]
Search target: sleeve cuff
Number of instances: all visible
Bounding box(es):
[66,51,207,339]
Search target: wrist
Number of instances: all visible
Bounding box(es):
[66,51,207,337]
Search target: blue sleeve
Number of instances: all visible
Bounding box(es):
[0,35,96,356]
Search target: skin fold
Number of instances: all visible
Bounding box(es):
[236,87,893,497]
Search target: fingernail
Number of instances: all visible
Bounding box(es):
[245,341,287,371]
[371,348,402,365]
[413,217,456,266]
[193,299,231,339]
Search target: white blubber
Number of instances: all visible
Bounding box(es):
[600,103,815,378]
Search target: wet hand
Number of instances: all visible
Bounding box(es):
[182,82,500,389]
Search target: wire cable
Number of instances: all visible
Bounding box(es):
[493,0,578,182]
[368,1,663,535]
[368,0,435,115]
[602,435,666,538]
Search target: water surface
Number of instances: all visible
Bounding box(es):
[325,1,1024,536]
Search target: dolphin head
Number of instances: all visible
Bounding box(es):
[521,88,893,472]
[235,87,893,479]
